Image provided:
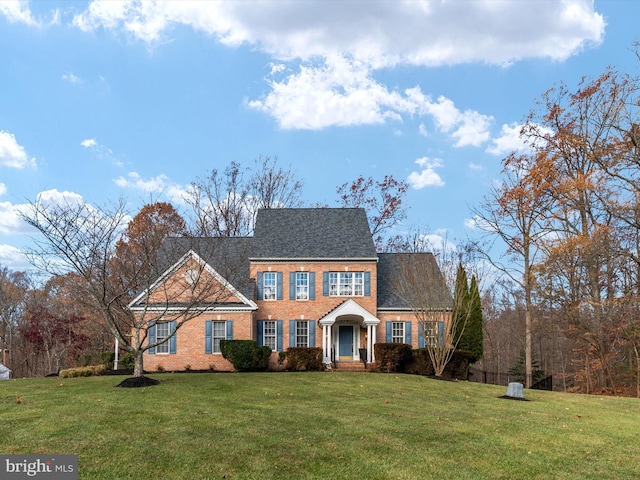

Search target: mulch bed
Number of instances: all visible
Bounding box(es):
[115,376,161,388]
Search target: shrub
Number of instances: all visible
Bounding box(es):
[220,340,272,372]
[59,364,107,378]
[284,348,323,371]
[119,353,135,370]
[411,349,474,379]
[101,351,115,369]
[374,343,413,372]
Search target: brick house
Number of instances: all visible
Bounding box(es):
[129,208,450,372]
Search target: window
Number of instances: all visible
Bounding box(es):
[205,320,232,354]
[391,322,405,344]
[295,272,309,300]
[295,321,308,347]
[155,322,170,353]
[211,321,226,353]
[263,272,277,300]
[328,272,364,296]
[263,320,277,350]
[421,321,444,348]
[288,320,316,348]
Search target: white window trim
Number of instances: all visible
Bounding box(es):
[391,321,405,344]
[263,320,277,351]
[263,272,277,301]
[156,322,170,354]
[329,272,364,297]
[296,272,309,301]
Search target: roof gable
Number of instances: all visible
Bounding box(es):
[252,208,377,260]
[129,237,256,310]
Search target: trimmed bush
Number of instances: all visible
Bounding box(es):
[59,365,107,378]
[374,343,413,372]
[284,348,323,371]
[220,340,272,372]
[410,349,474,379]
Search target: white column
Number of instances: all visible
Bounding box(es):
[327,324,332,363]
[366,325,372,363]
[322,324,328,364]
[371,324,377,362]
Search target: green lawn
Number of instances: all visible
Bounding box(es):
[1,372,638,479]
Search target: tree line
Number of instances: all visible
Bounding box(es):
[472,51,640,395]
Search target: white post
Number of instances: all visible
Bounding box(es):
[371,324,377,362]
[114,338,119,370]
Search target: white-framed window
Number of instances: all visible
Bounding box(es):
[329,272,364,296]
[295,321,309,347]
[211,321,226,353]
[295,272,309,300]
[155,322,170,353]
[423,321,439,348]
[263,320,276,350]
[263,272,277,300]
[391,321,405,344]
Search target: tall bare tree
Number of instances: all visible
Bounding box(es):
[186,156,304,237]
[337,174,409,250]
[21,197,243,382]
[0,266,30,369]
[470,153,555,387]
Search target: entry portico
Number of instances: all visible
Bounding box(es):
[319,298,380,366]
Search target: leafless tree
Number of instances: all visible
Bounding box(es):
[186,156,304,237]
[21,196,246,381]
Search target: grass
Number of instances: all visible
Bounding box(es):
[1,372,639,479]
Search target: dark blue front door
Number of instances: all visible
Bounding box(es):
[338,325,353,358]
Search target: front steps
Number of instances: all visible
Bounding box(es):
[331,361,368,372]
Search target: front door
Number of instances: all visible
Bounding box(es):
[338,325,354,360]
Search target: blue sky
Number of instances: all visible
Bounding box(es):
[0,0,637,273]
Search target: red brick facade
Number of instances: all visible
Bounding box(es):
[133,209,451,372]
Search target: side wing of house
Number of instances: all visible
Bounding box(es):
[376,252,453,350]
[129,238,257,372]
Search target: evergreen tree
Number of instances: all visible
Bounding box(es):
[453,265,484,363]
[452,262,469,346]
[460,275,483,362]
[509,350,545,384]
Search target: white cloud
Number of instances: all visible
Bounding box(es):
[70,1,604,136]
[486,122,527,156]
[423,96,493,148]
[35,189,85,210]
[62,72,83,84]
[469,163,483,172]
[114,172,168,192]
[0,131,36,169]
[80,138,97,148]
[0,0,59,27]
[487,122,556,156]
[80,138,123,166]
[71,1,604,65]
[0,244,30,272]
[0,183,6,197]
[113,172,188,205]
[247,56,407,130]
[464,215,493,232]
[407,157,445,189]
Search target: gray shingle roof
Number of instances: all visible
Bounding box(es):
[156,236,255,301]
[251,208,377,260]
[377,252,452,310]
